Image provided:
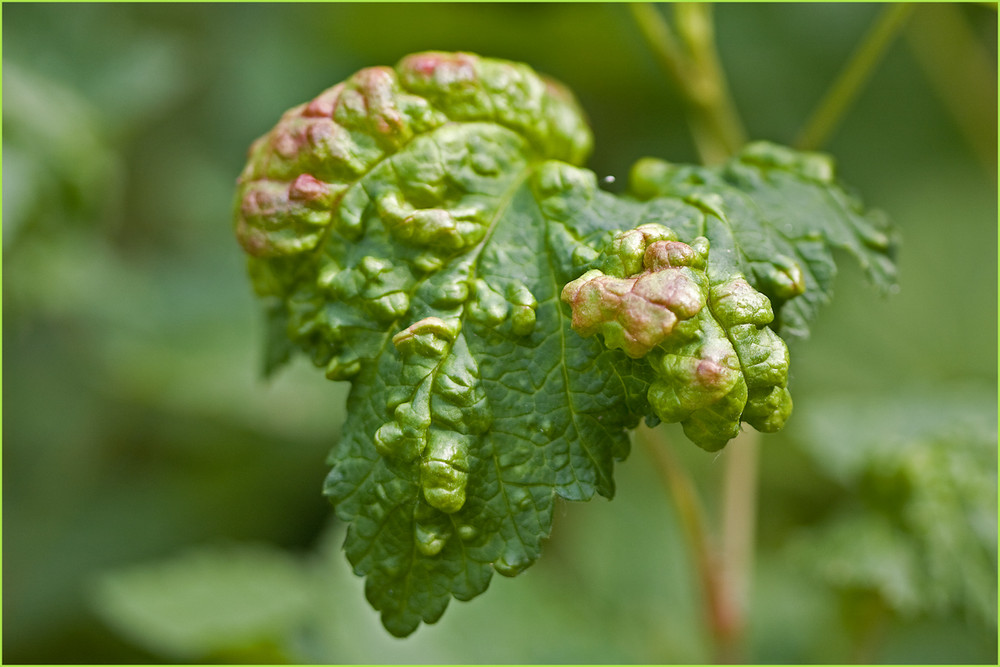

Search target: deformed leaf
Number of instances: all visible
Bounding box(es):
[235,51,646,636]
[233,52,898,635]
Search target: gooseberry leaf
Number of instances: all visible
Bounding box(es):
[233,52,897,635]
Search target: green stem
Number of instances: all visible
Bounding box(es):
[847,594,891,664]
[638,425,743,663]
[629,2,746,164]
[904,3,997,179]
[796,3,914,151]
[719,429,760,661]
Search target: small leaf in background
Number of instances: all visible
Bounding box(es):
[789,386,997,626]
[91,544,313,663]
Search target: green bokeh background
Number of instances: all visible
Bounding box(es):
[3,3,996,663]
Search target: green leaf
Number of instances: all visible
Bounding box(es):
[233,52,897,635]
[789,387,997,625]
[91,544,313,662]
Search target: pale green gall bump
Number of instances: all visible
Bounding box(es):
[392,316,460,357]
[710,277,774,327]
[325,354,362,381]
[738,140,834,183]
[374,421,423,461]
[377,190,484,251]
[414,521,449,557]
[420,430,470,513]
[413,252,445,274]
[369,291,411,322]
[627,157,674,200]
[571,244,600,267]
[493,547,532,577]
[506,282,538,336]
[428,280,471,308]
[457,525,478,542]
[754,255,807,302]
[742,385,793,433]
[359,255,393,278]
[469,279,510,326]
[511,306,537,336]
[676,379,747,449]
[604,223,678,276]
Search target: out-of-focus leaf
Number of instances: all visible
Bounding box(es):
[1,63,122,246]
[91,544,313,662]
[789,386,998,625]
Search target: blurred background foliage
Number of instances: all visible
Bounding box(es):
[3,3,996,663]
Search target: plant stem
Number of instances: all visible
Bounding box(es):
[629,2,746,164]
[905,3,997,179]
[796,3,914,151]
[718,429,760,661]
[638,425,744,663]
[847,594,891,664]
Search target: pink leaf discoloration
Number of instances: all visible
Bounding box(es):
[401,52,478,84]
[302,83,345,118]
[288,173,335,203]
[561,233,709,358]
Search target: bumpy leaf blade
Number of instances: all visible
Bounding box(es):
[560,224,792,451]
[233,52,898,635]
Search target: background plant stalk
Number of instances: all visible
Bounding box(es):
[639,425,751,664]
[629,2,746,164]
[631,3,761,661]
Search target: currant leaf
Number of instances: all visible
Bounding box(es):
[232,52,897,635]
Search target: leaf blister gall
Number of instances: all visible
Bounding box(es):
[562,226,792,451]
